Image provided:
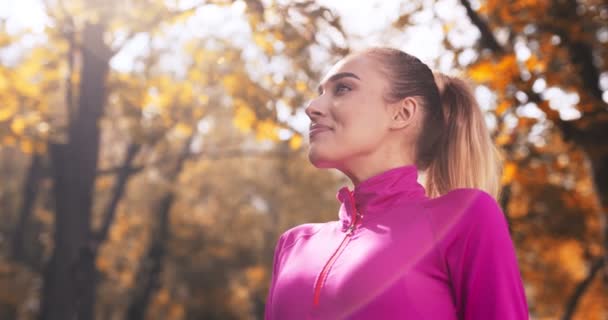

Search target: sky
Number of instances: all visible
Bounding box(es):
[0,0,48,33]
[0,0,470,71]
[0,0,602,132]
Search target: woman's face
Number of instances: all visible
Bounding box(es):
[305,54,395,170]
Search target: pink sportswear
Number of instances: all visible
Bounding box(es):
[264,164,529,319]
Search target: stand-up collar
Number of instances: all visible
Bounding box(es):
[336,164,428,230]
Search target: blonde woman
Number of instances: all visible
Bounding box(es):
[264,47,528,319]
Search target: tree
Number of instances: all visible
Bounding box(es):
[1,0,348,319]
[394,0,607,317]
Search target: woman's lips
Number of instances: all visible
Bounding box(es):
[309,127,332,138]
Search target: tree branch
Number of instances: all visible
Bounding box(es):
[459,0,503,53]
[11,154,44,263]
[94,147,298,177]
[561,256,605,320]
[93,143,142,244]
[111,7,197,57]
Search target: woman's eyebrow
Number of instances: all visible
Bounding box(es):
[317,72,361,94]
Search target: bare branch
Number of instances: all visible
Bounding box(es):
[95,147,298,176]
[111,7,198,57]
[561,257,605,320]
[93,143,142,243]
[459,0,503,53]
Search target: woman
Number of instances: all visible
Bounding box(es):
[264,47,529,319]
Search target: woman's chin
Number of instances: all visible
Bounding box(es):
[307,148,335,168]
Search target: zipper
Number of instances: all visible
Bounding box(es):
[312,190,363,307]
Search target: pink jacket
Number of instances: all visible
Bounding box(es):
[264,164,529,319]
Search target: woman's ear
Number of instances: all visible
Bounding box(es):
[389,96,418,130]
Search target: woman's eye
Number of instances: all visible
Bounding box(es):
[334,83,351,95]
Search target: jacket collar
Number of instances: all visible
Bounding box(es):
[336,164,428,230]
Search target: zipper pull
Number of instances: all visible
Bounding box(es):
[346,212,364,235]
[346,224,355,235]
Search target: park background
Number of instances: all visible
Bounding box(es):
[0,0,607,319]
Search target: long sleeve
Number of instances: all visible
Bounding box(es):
[264,233,285,320]
[443,190,529,320]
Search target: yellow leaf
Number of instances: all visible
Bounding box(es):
[495,133,511,146]
[0,31,13,47]
[442,22,454,33]
[178,83,194,105]
[13,77,39,97]
[0,74,8,91]
[468,61,494,82]
[255,119,279,141]
[96,256,110,272]
[525,55,546,73]
[35,208,53,224]
[245,265,266,286]
[496,101,510,115]
[34,141,47,154]
[289,134,302,150]
[478,3,488,14]
[20,57,40,79]
[233,103,256,133]
[10,117,27,135]
[20,140,34,154]
[168,303,185,319]
[222,74,240,95]
[174,123,193,137]
[468,55,517,90]
[155,288,170,305]
[193,107,205,119]
[295,81,308,93]
[0,104,16,121]
[119,272,133,288]
[253,33,274,55]
[501,161,517,185]
[2,135,17,146]
[558,240,586,281]
[96,177,113,190]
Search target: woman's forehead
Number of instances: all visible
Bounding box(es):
[320,54,379,84]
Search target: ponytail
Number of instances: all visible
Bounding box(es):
[424,72,504,200]
[359,47,503,200]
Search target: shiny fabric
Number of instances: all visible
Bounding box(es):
[264,164,529,319]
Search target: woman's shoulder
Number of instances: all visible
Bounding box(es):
[423,187,507,237]
[278,221,331,250]
[423,187,500,213]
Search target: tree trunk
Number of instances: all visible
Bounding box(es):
[125,193,174,320]
[125,138,192,320]
[11,154,44,264]
[38,22,111,320]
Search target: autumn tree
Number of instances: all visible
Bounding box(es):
[394,0,607,318]
[1,0,347,319]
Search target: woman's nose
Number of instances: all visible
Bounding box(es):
[305,98,324,119]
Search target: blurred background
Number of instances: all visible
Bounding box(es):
[0,0,607,319]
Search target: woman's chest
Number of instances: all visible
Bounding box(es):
[272,218,457,319]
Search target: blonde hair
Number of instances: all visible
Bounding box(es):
[427,72,504,199]
[360,47,504,200]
